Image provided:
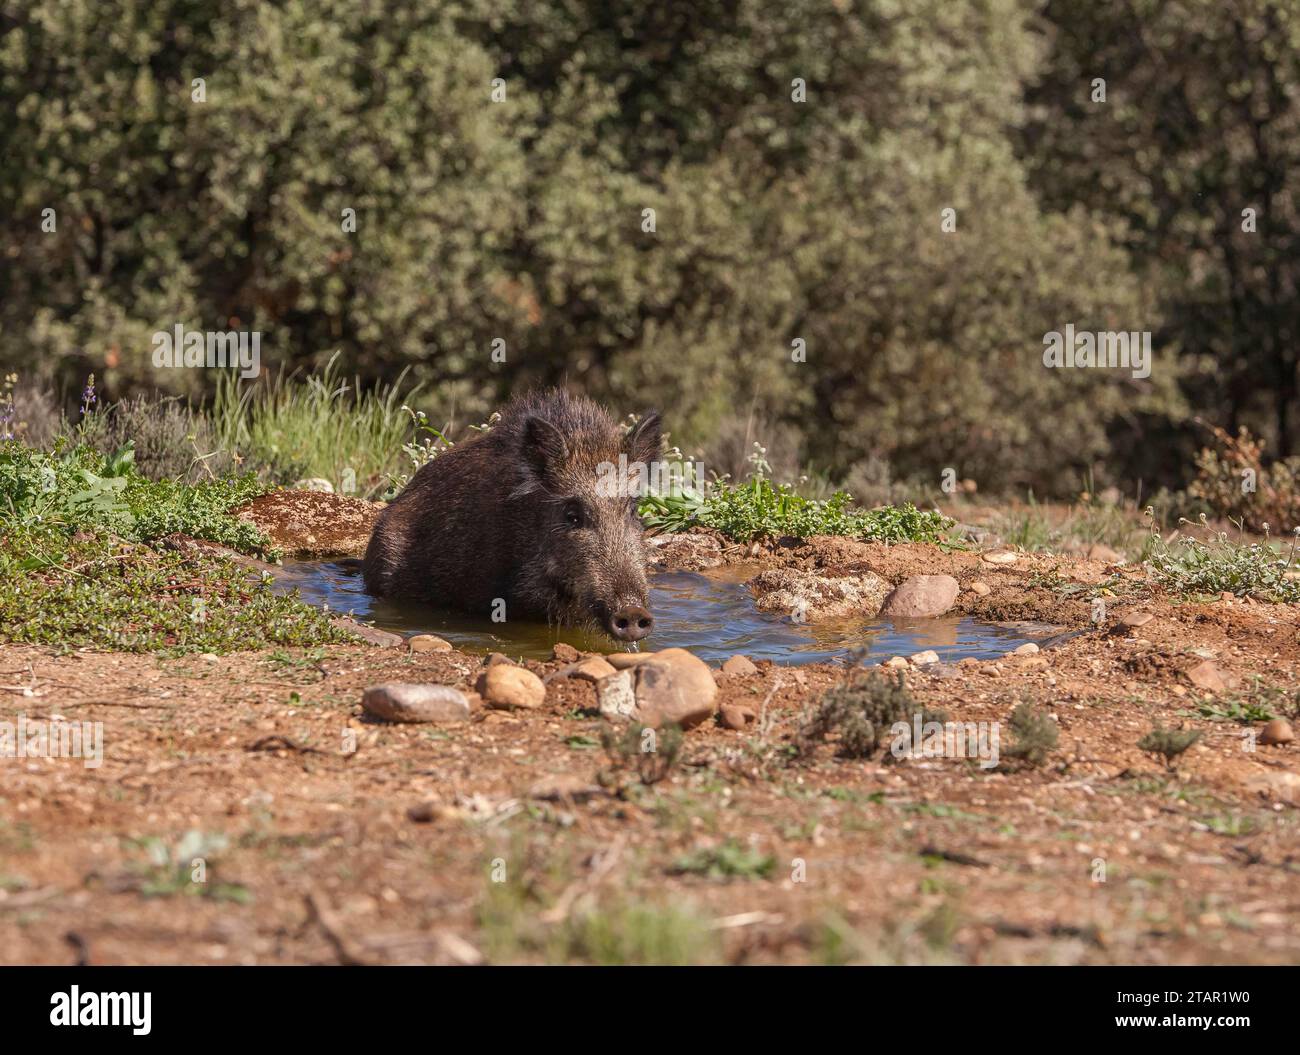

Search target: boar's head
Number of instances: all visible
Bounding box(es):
[515,409,661,642]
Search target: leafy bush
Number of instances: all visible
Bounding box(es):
[1001,701,1059,768]
[0,441,269,554]
[1186,426,1300,534]
[1138,726,1202,770]
[640,480,951,544]
[0,523,347,654]
[1145,527,1300,603]
[796,672,946,761]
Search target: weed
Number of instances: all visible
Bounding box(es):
[796,671,944,761]
[1000,700,1060,768]
[670,838,775,880]
[599,722,683,786]
[1138,725,1202,770]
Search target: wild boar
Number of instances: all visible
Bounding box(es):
[363,389,661,642]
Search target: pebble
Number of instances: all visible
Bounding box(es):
[362,683,471,723]
[879,574,960,618]
[883,656,909,669]
[721,654,759,676]
[409,634,453,653]
[476,665,547,710]
[969,580,991,596]
[485,652,515,667]
[720,704,757,730]
[1185,660,1231,693]
[571,656,617,682]
[552,643,581,663]
[1010,642,1040,656]
[910,650,940,666]
[333,617,404,648]
[631,650,719,728]
[596,670,637,720]
[1260,718,1294,746]
[982,551,1018,565]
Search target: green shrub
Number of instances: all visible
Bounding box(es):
[1145,526,1300,603]
[0,440,269,554]
[797,672,946,761]
[1001,701,1059,768]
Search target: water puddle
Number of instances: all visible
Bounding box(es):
[272,561,1060,666]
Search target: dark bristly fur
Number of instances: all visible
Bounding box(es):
[363,389,661,638]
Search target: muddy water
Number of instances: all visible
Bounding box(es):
[273,560,1057,665]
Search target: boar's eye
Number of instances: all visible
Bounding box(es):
[563,500,584,528]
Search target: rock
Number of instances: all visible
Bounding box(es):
[551,643,580,663]
[1185,660,1233,693]
[1010,642,1040,656]
[476,665,547,710]
[910,650,940,666]
[333,617,404,649]
[969,580,991,596]
[596,670,637,720]
[1086,543,1124,564]
[233,491,381,558]
[606,651,655,670]
[406,801,443,822]
[572,656,617,682]
[485,652,515,667]
[879,574,960,618]
[720,704,757,730]
[293,477,335,493]
[409,634,453,653]
[1242,770,1300,804]
[883,656,909,668]
[631,651,719,729]
[527,775,603,802]
[721,654,759,676]
[362,684,471,723]
[1259,718,1294,746]
[648,532,725,571]
[1114,611,1154,633]
[982,551,1018,565]
[748,567,891,621]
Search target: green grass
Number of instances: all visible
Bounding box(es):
[669,838,776,880]
[0,439,270,553]
[0,436,350,653]
[211,352,417,499]
[0,523,350,654]
[640,477,951,543]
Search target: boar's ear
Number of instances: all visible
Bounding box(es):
[523,415,569,481]
[623,411,661,467]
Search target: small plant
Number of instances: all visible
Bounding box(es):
[796,671,945,761]
[599,722,683,785]
[1001,700,1059,768]
[1138,725,1202,770]
[670,838,776,880]
[1144,516,1300,603]
[1187,424,1300,534]
[128,830,249,903]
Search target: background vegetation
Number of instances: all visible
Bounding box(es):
[1,0,1296,499]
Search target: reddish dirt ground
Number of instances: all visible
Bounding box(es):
[1,535,1297,965]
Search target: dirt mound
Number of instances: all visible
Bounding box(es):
[233,491,382,558]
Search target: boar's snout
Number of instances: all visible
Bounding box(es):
[606,603,654,642]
